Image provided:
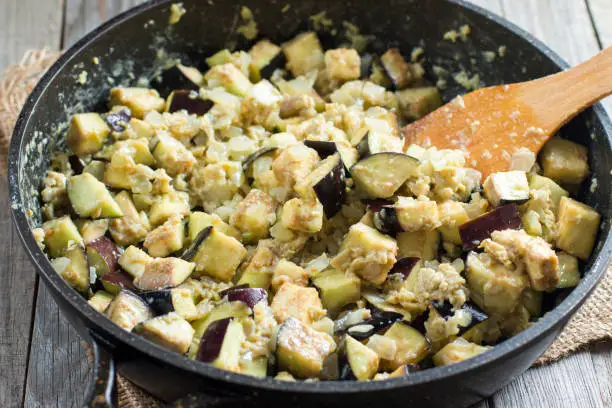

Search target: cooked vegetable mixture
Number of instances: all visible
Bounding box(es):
[34,31,601,381]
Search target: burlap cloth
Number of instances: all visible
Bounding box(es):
[1,49,610,407]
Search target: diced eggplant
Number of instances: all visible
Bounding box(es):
[42,216,84,258]
[312,269,361,317]
[242,147,278,172]
[389,257,420,277]
[134,257,195,291]
[342,309,404,341]
[181,226,212,261]
[282,32,325,77]
[249,39,285,82]
[68,155,85,174]
[362,291,411,320]
[483,171,530,207]
[224,287,267,310]
[295,153,346,218]
[166,90,213,115]
[218,284,249,298]
[190,301,252,357]
[382,322,430,370]
[540,138,589,186]
[380,48,413,89]
[86,236,119,276]
[359,53,374,79]
[459,204,522,250]
[369,57,393,88]
[363,198,394,212]
[118,245,152,279]
[204,63,253,97]
[556,197,600,260]
[236,243,277,289]
[153,64,203,97]
[303,140,337,159]
[430,300,489,335]
[67,113,111,156]
[139,289,174,315]
[350,153,419,198]
[67,173,123,219]
[557,252,581,288]
[241,356,269,378]
[338,336,380,380]
[521,288,543,318]
[388,364,420,378]
[105,108,132,132]
[105,290,154,331]
[397,230,439,261]
[52,245,90,293]
[396,87,443,121]
[355,130,381,158]
[196,317,245,371]
[527,174,568,214]
[461,319,502,346]
[109,88,165,119]
[88,290,114,313]
[372,205,402,235]
[320,353,340,380]
[192,227,247,282]
[432,338,491,367]
[188,212,240,241]
[275,317,336,379]
[134,312,195,354]
[100,270,136,295]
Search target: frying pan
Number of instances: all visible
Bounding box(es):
[8,0,612,407]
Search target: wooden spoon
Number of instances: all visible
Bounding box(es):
[401,47,612,178]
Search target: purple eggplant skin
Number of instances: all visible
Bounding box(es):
[459,203,522,250]
[196,317,232,363]
[430,300,489,335]
[218,284,249,299]
[304,140,337,159]
[139,289,174,315]
[68,155,86,174]
[100,270,136,292]
[180,226,213,261]
[360,53,374,79]
[338,308,404,341]
[390,257,420,278]
[362,198,394,212]
[355,131,372,158]
[153,64,202,98]
[105,108,132,132]
[242,147,278,172]
[409,309,430,334]
[225,287,267,310]
[167,90,214,115]
[372,206,402,236]
[259,52,287,80]
[313,156,346,219]
[87,236,120,274]
[320,352,340,380]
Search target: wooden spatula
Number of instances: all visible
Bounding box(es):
[401,47,612,178]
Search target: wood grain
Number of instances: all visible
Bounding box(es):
[0,1,63,407]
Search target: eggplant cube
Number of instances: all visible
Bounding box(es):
[276,317,336,379]
[88,291,114,313]
[148,193,190,226]
[397,230,439,260]
[229,189,277,243]
[540,138,589,186]
[204,63,252,97]
[134,312,194,354]
[483,171,530,207]
[557,252,581,288]
[109,87,165,119]
[236,242,277,289]
[271,282,325,325]
[294,153,346,219]
[271,259,309,292]
[42,216,84,258]
[341,336,380,380]
[67,113,111,156]
[86,236,120,276]
[67,173,123,219]
[106,290,153,331]
[249,39,283,82]
[382,322,430,370]
[153,133,197,176]
[196,318,245,372]
[193,228,247,282]
[135,257,195,291]
[143,215,185,257]
[189,211,240,241]
[331,223,398,285]
[119,245,153,279]
[324,49,361,82]
[281,198,324,233]
[366,334,398,361]
[312,269,361,317]
[395,196,441,232]
[51,245,89,293]
[556,197,601,260]
[432,338,491,366]
[396,87,442,121]
[282,32,325,77]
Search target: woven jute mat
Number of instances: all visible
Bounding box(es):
[2,49,610,407]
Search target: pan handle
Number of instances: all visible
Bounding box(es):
[83,331,117,408]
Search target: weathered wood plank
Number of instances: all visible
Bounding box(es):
[23,1,147,407]
[587,0,612,47]
[0,1,63,407]
[467,0,504,16]
[591,343,612,408]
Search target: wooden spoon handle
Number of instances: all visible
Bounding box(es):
[522,46,612,133]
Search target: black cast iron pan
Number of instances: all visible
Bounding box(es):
[8,0,612,407]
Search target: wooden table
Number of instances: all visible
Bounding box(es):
[1,0,610,406]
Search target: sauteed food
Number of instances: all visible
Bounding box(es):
[34,31,601,381]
